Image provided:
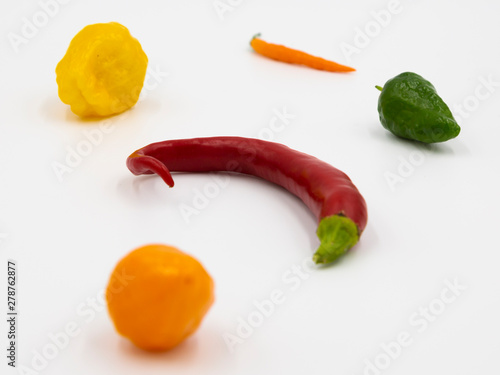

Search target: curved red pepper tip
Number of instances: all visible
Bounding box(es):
[126,150,175,187]
[125,137,367,265]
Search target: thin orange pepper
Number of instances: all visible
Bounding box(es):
[250,33,355,73]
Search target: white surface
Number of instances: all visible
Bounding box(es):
[1,0,500,374]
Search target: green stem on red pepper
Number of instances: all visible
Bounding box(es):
[127,137,368,265]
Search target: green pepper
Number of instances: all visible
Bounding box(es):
[376,72,460,143]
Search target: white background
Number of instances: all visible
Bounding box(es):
[1,0,500,374]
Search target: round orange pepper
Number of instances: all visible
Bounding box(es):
[106,244,214,351]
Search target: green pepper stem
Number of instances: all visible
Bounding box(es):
[250,33,262,45]
[313,215,359,264]
[375,85,383,92]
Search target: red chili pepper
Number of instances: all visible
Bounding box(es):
[127,137,367,264]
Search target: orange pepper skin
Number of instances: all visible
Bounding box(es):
[250,34,355,73]
[106,244,214,351]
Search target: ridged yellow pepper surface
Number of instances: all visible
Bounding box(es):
[56,22,148,118]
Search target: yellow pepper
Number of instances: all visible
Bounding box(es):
[56,22,148,118]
